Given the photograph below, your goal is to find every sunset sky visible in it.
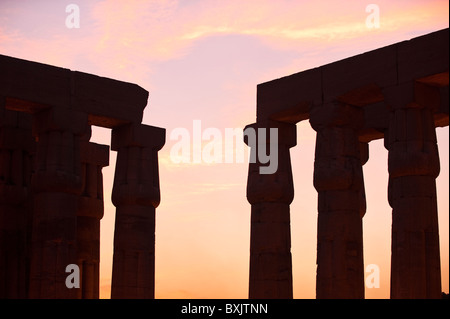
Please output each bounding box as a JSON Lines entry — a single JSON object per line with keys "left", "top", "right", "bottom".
{"left": 0, "top": 0, "right": 448, "bottom": 299}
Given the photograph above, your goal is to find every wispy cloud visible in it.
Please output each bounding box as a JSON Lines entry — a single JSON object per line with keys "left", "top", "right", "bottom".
{"left": 1, "top": 0, "right": 447, "bottom": 83}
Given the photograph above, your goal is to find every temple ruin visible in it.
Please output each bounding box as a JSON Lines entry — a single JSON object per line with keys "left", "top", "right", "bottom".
{"left": 0, "top": 28, "right": 448, "bottom": 299}
{"left": 0, "top": 54, "right": 165, "bottom": 298}
{"left": 245, "top": 28, "right": 449, "bottom": 299}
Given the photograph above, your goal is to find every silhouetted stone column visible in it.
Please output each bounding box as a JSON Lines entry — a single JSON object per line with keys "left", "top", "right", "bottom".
{"left": 244, "top": 120, "right": 296, "bottom": 299}
{"left": 111, "top": 123, "right": 165, "bottom": 299}
{"left": 0, "top": 100, "right": 34, "bottom": 298}
{"left": 29, "top": 108, "right": 87, "bottom": 298}
{"left": 76, "top": 129, "right": 109, "bottom": 299}
{"left": 310, "top": 102, "right": 366, "bottom": 299}
{"left": 385, "top": 102, "right": 441, "bottom": 299}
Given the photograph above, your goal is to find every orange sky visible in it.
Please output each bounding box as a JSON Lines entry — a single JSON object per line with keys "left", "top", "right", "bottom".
{"left": 0, "top": 0, "right": 448, "bottom": 299}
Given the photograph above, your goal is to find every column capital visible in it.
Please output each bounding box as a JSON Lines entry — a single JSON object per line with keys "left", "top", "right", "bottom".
{"left": 309, "top": 102, "right": 364, "bottom": 132}
{"left": 32, "top": 107, "right": 88, "bottom": 137}
{"left": 244, "top": 119, "right": 296, "bottom": 148}
{"left": 359, "top": 142, "right": 369, "bottom": 165}
{"left": 31, "top": 108, "right": 88, "bottom": 195}
{"left": 313, "top": 126, "right": 364, "bottom": 193}
{"left": 245, "top": 120, "right": 296, "bottom": 205}
{"left": 415, "top": 81, "right": 448, "bottom": 112}
{"left": 384, "top": 107, "right": 440, "bottom": 179}
{"left": 80, "top": 140, "right": 110, "bottom": 167}
{"left": 383, "top": 80, "right": 448, "bottom": 115}
{"left": 111, "top": 123, "right": 165, "bottom": 151}
{"left": 0, "top": 103, "right": 34, "bottom": 204}
{"left": 111, "top": 123, "right": 165, "bottom": 208}
{"left": 0, "top": 106, "right": 34, "bottom": 152}
{"left": 78, "top": 141, "right": 109, "bottom": 219}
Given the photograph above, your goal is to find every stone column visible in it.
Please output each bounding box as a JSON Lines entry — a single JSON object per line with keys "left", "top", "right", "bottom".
{"left": 310, "top": 102, "right": 366, "bottom": 299}
{"left": 385, "top": 102, "right": 441, "bottom": 299}
{"left": 0, "top": 100, "right": 34, "bottom": 298}
{"left": 244, "top": 120, "right": 296, "bottom": 299}
{"left": 110, "top": 123, "right": 165, "bottom": 299}
{"left": 76, "top": 129, "right": 109, "bottom": 299}
{"left": 28, "top": 107, "right": 87, "bottom": 298}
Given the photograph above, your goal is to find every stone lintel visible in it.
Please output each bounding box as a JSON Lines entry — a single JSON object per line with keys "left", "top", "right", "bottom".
{"left": 0, "top": 54, "right": 72, "bottom": 109}
{"left": 397, "top": 29, "right": 449, "bottom": 84}
{"left": 0, "top": 54, "right": 148, "bottom": 129}
{"left": 321, "top": 45, "right": 397, "bottom": 103}
{"left": 72, "top": 71, "right": 148, "bottom": 128}
{"left": 256, "top": 68, "right": 321, "bottom": 122}
{"left": 0, "top": 104, "right": 34, "bottom": 151}
{"left": 255, "top": 29, "right": 449, "bottom": 134}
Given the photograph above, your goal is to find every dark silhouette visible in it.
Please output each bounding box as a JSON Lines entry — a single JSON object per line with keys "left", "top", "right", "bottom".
{"left": 0, "top": 54, "right": 165, "bottom": 299}
{"left": 244, "top": 28, "right": 449, "bottom": 299}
